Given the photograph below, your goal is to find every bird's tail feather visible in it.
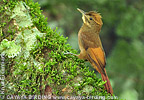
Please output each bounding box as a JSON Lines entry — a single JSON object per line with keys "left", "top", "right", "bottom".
{"left": 101, "top": 68, "right": 113, "bottom": 95}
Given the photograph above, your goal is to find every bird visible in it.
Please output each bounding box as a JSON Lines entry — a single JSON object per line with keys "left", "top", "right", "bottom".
{"left": 77, "top": 8, "right": 113, "bottom": 95}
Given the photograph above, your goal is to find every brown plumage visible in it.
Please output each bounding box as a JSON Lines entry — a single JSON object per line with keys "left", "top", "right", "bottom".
{"left": 77, "top": 8, "right": 113, "bottom": 95}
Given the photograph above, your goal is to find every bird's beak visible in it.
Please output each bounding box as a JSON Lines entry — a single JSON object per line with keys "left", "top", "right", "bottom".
{"left": 77, "top": 8, "right": 85, "bottom": 15}
{"left": 77, "top": 8, "right": 90, "bottom": 26}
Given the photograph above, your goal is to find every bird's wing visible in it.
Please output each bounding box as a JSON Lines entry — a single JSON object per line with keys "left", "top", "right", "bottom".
{"left": 80, "top": 33, "right": 106, "bottom": 75}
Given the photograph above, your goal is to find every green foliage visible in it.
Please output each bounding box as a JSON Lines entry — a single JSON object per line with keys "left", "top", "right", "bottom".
{"left": 0, "top": 0, "right": 112, "bottom": 98}
{"left": 116, "top": 7, "right": 144, "bottom": 39}
{"left": 108, "top": 39, "right": 144, "bottom": 75}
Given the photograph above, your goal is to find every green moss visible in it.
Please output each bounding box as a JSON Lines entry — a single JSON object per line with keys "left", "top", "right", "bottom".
{"left": 0, "top": 0, "right": 113, "bottom": 98}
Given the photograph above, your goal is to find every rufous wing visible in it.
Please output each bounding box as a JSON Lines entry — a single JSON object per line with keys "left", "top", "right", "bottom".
{"left": 86, "top": 47, "right": 106, "bottom": 75}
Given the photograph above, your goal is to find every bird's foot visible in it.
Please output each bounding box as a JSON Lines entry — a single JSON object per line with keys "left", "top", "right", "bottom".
{"left": 63, "top": 52, "right": 77, "bottom": 56}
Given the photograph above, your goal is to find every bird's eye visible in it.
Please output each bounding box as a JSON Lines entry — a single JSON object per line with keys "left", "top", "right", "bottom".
{"left": 89, "top": 17, "right": 93, "bottom": 20}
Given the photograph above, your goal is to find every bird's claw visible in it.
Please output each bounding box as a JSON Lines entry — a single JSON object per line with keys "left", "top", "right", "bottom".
{"left": 63, "top": 52, "right": 77, "bottom": 56}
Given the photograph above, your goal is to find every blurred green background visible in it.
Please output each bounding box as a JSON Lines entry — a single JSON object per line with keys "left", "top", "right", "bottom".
{"left": 34, "top": 0, "right": 144, "bottom": 99}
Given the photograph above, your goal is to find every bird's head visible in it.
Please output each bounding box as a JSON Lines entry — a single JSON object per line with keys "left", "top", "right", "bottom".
{"left": 77, "top": 8, "right": 103, "bottom": 29}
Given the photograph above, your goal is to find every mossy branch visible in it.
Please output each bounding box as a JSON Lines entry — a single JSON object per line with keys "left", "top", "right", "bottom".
{"left": 0, "top": 0, "right": 112, "bottom": 98}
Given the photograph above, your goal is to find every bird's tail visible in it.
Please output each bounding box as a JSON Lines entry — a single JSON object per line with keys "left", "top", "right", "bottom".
{"left": 101, "top": 68, "right": 113, "bottom": 95}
